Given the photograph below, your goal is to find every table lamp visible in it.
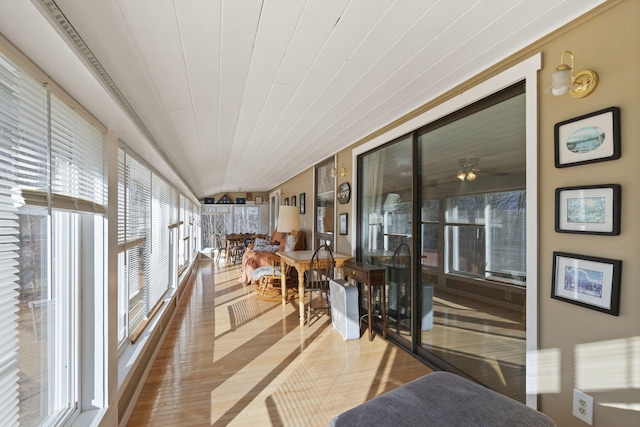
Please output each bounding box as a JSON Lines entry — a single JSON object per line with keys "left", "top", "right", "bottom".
{"left": 277, "top": 205, "right": 300, "bottom": 233}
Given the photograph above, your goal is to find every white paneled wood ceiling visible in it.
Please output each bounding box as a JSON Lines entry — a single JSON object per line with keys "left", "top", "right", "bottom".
{"left": 2, "top": 0, "right": 605, "bottom": 198}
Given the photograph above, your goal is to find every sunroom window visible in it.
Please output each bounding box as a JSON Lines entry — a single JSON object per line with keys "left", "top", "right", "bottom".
{"left": 0, "top": 51, "right": 106, "bottom": 424}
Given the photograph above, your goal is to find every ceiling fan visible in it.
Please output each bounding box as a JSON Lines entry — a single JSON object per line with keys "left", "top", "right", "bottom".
{"left": 455, "top": 157, "right": 506, "bottom": 182}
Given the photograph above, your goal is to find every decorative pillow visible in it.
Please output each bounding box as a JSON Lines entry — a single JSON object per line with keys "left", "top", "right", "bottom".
{"left": 253, "top": 243, "right": 280, "bottom": 252}
{"left": 252, "top": 238, "right": 272, "bottom": 252}
{"left": 253, "top": 237, "right": 270, "bottom": 248}
{"left": 285, "top": 234, "right": 297, "bottom": 251}
{"left": 253, "top": 237, "right": 279, "bottom": 252}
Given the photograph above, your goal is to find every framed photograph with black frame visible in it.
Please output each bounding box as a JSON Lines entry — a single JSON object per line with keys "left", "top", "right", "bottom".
{"left": 339, "top": 213, "right": 348, "bottom": 235}
{"left": 299, "top": 193, "right": 305, "bottom": 215}
{"left": 555, "top": 184, "right": 621, "bottom": 235}
{"left": 552, "top": 251, "right": 621, "bottom": 316}
{"left": 554, "top": 106, "right": 620, "bottom": 168}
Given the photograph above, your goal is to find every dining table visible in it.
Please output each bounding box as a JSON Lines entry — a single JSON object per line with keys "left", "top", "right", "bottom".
{"left": 277, "top": 250, "right": 354, "bottom": 327}
{"left": 225, "top": 233, "right": 255, "bottom": 264}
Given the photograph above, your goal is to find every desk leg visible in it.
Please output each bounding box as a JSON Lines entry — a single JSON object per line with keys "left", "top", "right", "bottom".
{"left": 367, "top": 284, "right": 374, "bottom": 341}
{"left": 280, "top": 259, "right": 287, "bottom": 306}
{"left": 298, "top": 266, "right": 305, "bottom": 327}
{"left": 382, "top": 285, "right": 387, "bottom": 339}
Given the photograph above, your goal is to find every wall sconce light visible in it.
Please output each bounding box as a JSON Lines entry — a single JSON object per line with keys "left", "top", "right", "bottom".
{"left": 550, "top": 50, "right": 598, "bottom": 98}
{"left": 329, "top": 162, "right": 346, "bottom": 178}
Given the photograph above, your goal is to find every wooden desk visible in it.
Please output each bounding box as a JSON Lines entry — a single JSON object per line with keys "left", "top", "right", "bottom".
{"left": 277, "top": 250, "right": 354, "bottom": 327}
{"left": 344, "top": 260, "right": 387, "bottom": 341}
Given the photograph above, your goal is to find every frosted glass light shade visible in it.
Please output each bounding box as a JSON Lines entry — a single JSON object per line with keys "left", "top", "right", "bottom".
{"left": 551, "top": 69, "right": 572, "bottom": 96}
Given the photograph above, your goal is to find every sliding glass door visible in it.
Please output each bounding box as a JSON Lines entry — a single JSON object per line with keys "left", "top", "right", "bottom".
{"left": 416, "top": 85, "right": 526, "bottom": 402}
{"left": 357, "top": 83, "right": 527, "bottom": 401}
{"left": 357, "top": 136, "right": 413, "bottom": 345}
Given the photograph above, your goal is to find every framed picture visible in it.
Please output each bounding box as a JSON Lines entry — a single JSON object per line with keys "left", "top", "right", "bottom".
{"left": 235, "top": 197, "right": 246, "bottom": 204}
{"left": 551, "top": 252, "right": 621, "bottom": 316}
{"left": 300, "top": 193, "right": 306, "bottom": 215}
{"left": 255, "top": 196, "right": 263, "bottom": 204}
{"left": 339, "top": 212, "right": 348, "bottom": 235}
{"left": 204, "top": 197, "right": 215, "bottom": 204}
{"left": 291, "top": 195, "right": 296, "bottom": 207}
{"left": 554, "top": 106, "right": 620, "bottom": 168}
{"left": 284, "top": 197, "right": 289, "bottom": 206}
{"left": 555, "top": 184, "right": 621, "bottom": 235}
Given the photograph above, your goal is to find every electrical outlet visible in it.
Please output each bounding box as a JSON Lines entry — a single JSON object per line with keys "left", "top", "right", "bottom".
{"left": 573, "top": 389, "right": 594, "bottom": 425}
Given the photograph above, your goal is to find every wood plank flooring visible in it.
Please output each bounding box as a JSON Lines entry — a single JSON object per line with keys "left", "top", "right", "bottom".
{"left": 127, "top": 259, "right": 432, "bottom": 426}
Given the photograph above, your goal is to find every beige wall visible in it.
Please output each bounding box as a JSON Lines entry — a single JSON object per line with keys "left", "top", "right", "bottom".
{"left": 537, "top": 1, "right": 639, "bottom": 425}
{"left": 271, "top": 152, "right": 355, "bottom": 254}
{"left": 269, "top": 1, "right": 639, "bottom": 424}
{"left": 270, "top": 168, "right": 314, "bottom": 249}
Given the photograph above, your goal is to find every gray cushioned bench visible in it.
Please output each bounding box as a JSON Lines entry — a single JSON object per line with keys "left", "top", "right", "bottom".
{"left": 330, "top": 371, "right": 556, "bottom": 427}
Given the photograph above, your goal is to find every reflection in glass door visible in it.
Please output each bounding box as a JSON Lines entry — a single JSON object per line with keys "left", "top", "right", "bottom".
{"left": 357, "top": 136, "right": 413, "bottom": 344}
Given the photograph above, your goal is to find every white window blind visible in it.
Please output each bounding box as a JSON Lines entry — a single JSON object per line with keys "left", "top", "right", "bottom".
{"left": 149, "top": 172, "right": 169, "bottom": 308}
{"left": 118, "top": 148, "right": 126, "bottom": 247}
{"left": 186, "top": 200, "right": 194, "bottom": 258}
{"left": 178, "top": 194, "right": 186, "bottom": 267}
{"left": 117, "top": 147, "right": 127, "bottom": 344}
{"left": 0, "top": 54, "right": 47, "bottom": 427}
{"left": 117, "top": 147, "right": 175, "bottom": 343}
{"left": 51, "top": 94, "right": 106, "bottom": 213}
{"left": 124, "top": 154, "right": 150, "bottom": 336}
{"left": 0, "top": 193, "right": 20, "bottom": 427}
{"left": 0, "top": 56, "right": 48, "bottom": 193}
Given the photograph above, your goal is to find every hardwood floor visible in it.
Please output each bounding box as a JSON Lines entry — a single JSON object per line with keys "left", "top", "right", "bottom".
{"left": 127, "top": 258, "right": 432, "bottom": 426}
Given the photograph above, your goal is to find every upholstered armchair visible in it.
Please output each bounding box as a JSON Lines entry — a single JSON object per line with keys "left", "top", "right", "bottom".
{"left": 240, "top": 229, "right": 305, "bottom": 285}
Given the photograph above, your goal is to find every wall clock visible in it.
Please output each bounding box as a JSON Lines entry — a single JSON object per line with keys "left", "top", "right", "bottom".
{"left": 337, "top": 182, "right": 351, "bottom": 204}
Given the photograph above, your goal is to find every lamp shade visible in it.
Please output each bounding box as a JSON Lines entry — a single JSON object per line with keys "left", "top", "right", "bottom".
{"left": 277, "top": 205, "right": 300, "bottom": 233}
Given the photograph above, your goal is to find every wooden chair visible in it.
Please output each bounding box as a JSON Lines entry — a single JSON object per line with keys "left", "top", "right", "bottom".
{"left": 214, "top": 234, "right": 227, "bottom": 263}
{"left": 304, "top": 244, "right": 335, "bottom": 326}
{"left": 254, "top": 252, "right": 298, "bottom": 302}
{"left": 226, "top": 234, "right": 245, "bottom": 264}
{"left": 388, "top": 242, "right": 411, "bottom": 332}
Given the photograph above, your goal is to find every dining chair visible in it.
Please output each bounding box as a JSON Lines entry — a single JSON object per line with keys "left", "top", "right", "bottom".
{"left": 214, "top": 234, "right": 227, "bottom": 264}
{"left": 304, "top": 243, "right": 335, "bottom": 326}
{"left": 226, "top": 234, "right": 245, "bottom": 264}
{"left": 388, "top": 242, "right": 411, "bottom": 333}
